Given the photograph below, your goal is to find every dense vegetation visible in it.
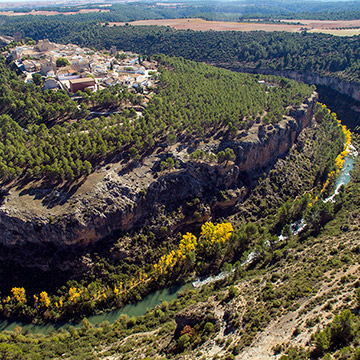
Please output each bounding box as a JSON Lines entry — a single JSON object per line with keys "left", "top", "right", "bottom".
{"left": 4, "top": 0, "right": 360, "bottom": 22}
{"left": 0, "top": 57, "right": 141, "bottom": 182}
{"left": 0, "top": 4, "right": 359, "bottom": 356}
{"left": 0, "top": 101, "right": 345, "bottom": 324}
{"left": 275, "top": 149, "right": 360, "bottom": 360}
{"left": 94, "top": 29, "right": 360, "bottom": 83}
{"left": 0, "top": 221, "right": 235, "bottom": 323}
{"left": 0, "top": 48, "right": 320, "bottom": 325}
{"left": 0, "top": 105, "right": 355, "bottom": 359}
{"left": 3, "top": 21, "right": 360, "bottom": 84}
{"left": 0, "top": 54, "right": 312, "bottom": 183}
{"left": 233, "top": 103, "right": 347, "bottom": 228}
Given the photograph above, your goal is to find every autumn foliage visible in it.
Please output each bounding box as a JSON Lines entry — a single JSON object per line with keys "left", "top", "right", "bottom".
{"left": 153, "top": 222, "right": 233, "bottom": 277}
{"left": 1, "top": 221, "right": 233, "bottom": 321}
{"left": 314, "top": 104, "right": 352, "bottom": 200}
{"left": 11, "top": 287, "right": 26, "bottom": 303}
{"left": 39, "top": 291, "right": 51, "bottom": 308}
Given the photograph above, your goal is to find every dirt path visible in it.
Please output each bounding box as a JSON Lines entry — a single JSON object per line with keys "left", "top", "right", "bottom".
{"left": 237, "top": 264, "right": 360, "bottom": 359}
{"left": 206, "top": 308, "right": 226, "bottom": 358}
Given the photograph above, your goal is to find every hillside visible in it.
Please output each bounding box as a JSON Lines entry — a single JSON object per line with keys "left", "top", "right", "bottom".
{"left": 0, "top": 42, "right": 331, "bottom": 324}
{"left": 0, "top": 106, "right": 355, "bottom": 360}
{"left": 0, "top": 53, "right": 314, "bottom": 249}
{"left": 0, "top": 32, "right": 357, "bottom": 360}
{"left": 3, "top": 25, "right": 360, "bottom": 84}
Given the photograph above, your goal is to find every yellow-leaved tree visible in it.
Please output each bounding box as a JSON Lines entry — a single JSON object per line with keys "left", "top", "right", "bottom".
{"left": 39, "top": 291, "right": 51, "bottom": 307}
{"left": 200, "top": 222, "right": 234, "bottom": 244}
{"left": 11, "top": 287, "right": 26, "bottom": 303}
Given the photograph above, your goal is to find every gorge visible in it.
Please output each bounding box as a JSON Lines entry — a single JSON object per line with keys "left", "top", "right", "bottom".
{"left": 0, "top": 92, "right": 317, "bottom": 268}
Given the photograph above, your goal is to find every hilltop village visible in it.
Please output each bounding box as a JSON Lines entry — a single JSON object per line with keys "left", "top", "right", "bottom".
{"left": 5, "top": 39, "right": 157, "bottom": 94}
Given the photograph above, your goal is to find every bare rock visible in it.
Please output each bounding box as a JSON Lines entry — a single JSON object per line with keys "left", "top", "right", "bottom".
{"left": 175, "top": 301, "right": 219, "bottom": 331}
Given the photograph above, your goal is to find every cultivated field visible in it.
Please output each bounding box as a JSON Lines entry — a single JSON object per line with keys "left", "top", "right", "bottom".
{"left": 309, "top": 28, "right": 360, "bottom": 36}
{"left": 109, "top": 18, "right": 300, "bottom": 32}
{"left": 109, "top": 18, "right": 360, "bottom": 36}
{"left": 282, "top": 18, "right": 360, "bottom": 29}
{"left": 284, "top": 19, "right": 360, "bottom": 36}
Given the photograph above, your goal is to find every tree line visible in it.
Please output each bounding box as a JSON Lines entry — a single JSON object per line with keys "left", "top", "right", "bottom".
{"left": 0, "top": 54, "right": 313, "bottom": 183}
{"left": 2, "top": 0, "right": 360, "bottom": 24}
{"left": 2, "top": 20, "right": 360, "bottom": 83}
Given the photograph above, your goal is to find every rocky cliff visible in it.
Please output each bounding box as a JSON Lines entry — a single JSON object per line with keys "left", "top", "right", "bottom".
{"left": 228, "top": 65, "right": 360, "bottom": 103}
{"left": 0, "top": 92, "right": 317, "bottom": 267}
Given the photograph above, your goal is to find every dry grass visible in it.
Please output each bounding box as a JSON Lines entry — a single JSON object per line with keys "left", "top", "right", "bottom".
{"left": 107, "top": 18, "right": 360, "bottom": 36}
{"left": 308, "top": 28, "right": 360, "bottom": 36}
{"left": 107, "top": 18, "right": 300, "bottom": 32}
{"left": 282, "top": 19, "right": 360, "bottom": 29}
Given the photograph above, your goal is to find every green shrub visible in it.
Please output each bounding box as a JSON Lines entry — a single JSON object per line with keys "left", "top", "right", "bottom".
{"left": 177, "top": 334, "right": 191, "bottom": 352}
{"left": 203, "top": 322, "right": 214, "bottom": 334}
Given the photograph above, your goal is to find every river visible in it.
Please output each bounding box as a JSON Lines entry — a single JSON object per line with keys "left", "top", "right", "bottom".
{"left": 0, "top": 145, "right": 356, "bottom": 335}
{"left": 324, "top": 144, "right": 358, "bottom": 203}
{"left": 0, "top": 283, "right": 192, "bottom": 335}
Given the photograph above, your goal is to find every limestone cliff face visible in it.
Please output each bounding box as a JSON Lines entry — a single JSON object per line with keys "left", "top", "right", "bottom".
{"left": 0, "top": 93, "right": 317, "bottom": 258}
{"left": 230, "top": 66, "right": 360, "bottom": 102}
{"left": 221, "top": 95, "right": 315, "bottom": 173}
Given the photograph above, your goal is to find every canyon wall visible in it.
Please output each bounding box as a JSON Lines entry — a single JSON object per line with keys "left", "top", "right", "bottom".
{"left": 0, "top": 93, "right": 317, "bottom": 263}
{"left": 229, "top": 66, "right": 360, "bottom": 103}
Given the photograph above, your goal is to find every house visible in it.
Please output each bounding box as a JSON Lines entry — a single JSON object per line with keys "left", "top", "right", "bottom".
{"left": 104, "top": 76, "right": 121, "bottom": 86}
{"left": 133, "top": 66, "right": 146, "bottom": 75}
{"left": 70, "top": 55, "right": 90, "bottom": 71}
{"left": 121, "top": 75, "right": 132, "bottom": 86}
{"left": 40, "top": 57, "right": 56, "bottom": 76}
{"left": 69, "top": 77, "right": 96, "bottom": 93}
{"left": 22, "top": 60, "right": 37, "bottom": 72}
{"left": 36, "top": 39, "right": 55, "bottom": 52}
{"left": 141, "top": 61, "right": 157, "bottom": 70}
{"left": 57, "top": 66, "right": 77, "bottom": 78}
{"left": 90, "top": 62, "right": 108, "bottom": 77}
{"left": 9, "top": 47, "right": 23, "bottom": 61}
{"left": 14, "top": 60, "right": 26, "bottom": 72}
{"left": 43, "top": 78, "right": 58, "bottom": 90}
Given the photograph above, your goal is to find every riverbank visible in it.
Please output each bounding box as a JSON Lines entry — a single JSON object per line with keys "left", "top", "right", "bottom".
{"left": 0, "top": 283, "right": 193, "bottom": 335}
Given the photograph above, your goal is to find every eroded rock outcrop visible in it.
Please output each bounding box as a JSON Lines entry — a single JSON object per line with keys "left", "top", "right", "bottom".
{"left": 229, "top": 65, "right": 360, "bottom": 102}
{"left": 0, "top": 92, "right": 317, "bottom": 266}
{"left": 175, "top": 301, "right": 219, "bottom": 331}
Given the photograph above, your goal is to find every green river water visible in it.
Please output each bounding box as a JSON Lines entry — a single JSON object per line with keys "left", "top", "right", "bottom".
{"left": 0, "top": 283, "right": 193, "bottom": 335}
{"left": 0, "top": 146, "right": 356, "bottom": 335}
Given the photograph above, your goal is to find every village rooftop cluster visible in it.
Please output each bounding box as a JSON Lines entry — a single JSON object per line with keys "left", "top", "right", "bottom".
{"left": 6, "top": 39, "right": 157, "bottom": 93}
